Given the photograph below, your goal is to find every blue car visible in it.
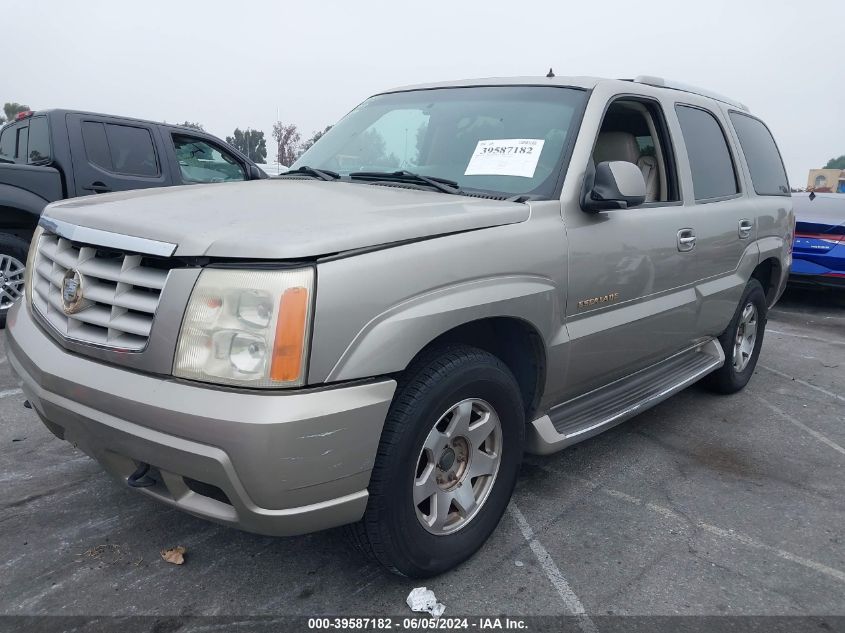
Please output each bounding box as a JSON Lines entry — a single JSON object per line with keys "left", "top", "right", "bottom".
{"left": 790, "top": 192, "right": 845, "bottom": 288}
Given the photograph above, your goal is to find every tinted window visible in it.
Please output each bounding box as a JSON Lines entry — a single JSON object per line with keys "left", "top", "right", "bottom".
{"left": 27, "top": 117, "right": 51, "bottom": 164}
{"left": 675, "top": 105, "right": 738, "bottom": 201}
{"left": 105, "top": 124, "right": 159, "bottom": 177}
{"left": 16, "top": 126, "right": 28, "bottom": 161}
{"left": 0, "top": 126, "right": 14, "bottom": 160}
{"left": 729, "top": 112, "right": 789, "bottom": 196}
{"left": 81, "top": 121, "right": 113, "bottom": 170}
{"left": 172, "top": 135, "right": 246, "bottom": 183}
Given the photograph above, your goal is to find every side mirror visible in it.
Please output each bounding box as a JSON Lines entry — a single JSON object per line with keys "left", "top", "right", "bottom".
{"left": 582, "top": 160, "right": 646, "bottom": 212}
{"left": 248, "top": 164, "right": 267, "bottom": 180}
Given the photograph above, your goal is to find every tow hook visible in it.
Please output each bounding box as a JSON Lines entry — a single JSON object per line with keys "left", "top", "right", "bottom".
{"left": 23, "top": 400, "right": 32, "bottom": 409}
{"left": 127, "top": 462, "right": 156, "bottom": 488}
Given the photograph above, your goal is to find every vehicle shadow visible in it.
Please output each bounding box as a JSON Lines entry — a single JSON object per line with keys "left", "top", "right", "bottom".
{"left": 777, "top": 285, "right": 845, "bottom": 312}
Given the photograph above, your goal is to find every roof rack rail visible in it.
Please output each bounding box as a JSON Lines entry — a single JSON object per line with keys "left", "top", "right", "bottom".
{"left": 632, "top": 75, "right": 750, "bottom": 112}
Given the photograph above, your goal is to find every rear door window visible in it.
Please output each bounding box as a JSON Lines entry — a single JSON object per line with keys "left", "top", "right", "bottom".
{"left": 104, "top": 124, "right": 159, "bottom": 177}
{"left": 675, "top": 105, "right": 738, "bottom": 201}
{"left": 729, "top": 112, "right": 789, "bottom": 196}
{"left": 78, "top": 121, "right": 160, "bottom": 177}
{"left": 26, "top": 116, "right": 51, "bottom": 164}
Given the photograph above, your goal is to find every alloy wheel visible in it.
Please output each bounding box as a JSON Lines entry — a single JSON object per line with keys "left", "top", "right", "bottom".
{"left": 0, "top": 255, "right": 25, "bottom": 311}
{"left": 733, "top": 301, "right": 758, "bottom": 372}
{"left": 413, "top": 398, "right": 503, "bottom": 535}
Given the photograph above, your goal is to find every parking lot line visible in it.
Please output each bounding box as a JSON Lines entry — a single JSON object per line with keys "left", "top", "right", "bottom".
{"left": 550, "top": 471, "right": 845, "bottom": 585}
{"left": 508, "top": 503, "right": 598, "bottom": 633}
{"left": 0, "top": 388, "right": 22, "bottom": 399}
{"left": 767, "top": 328, "right": 845, "bottom": 347}
{"left": 758, "top": 364, "right": 845, "bottom": 404}
{"left": 751, "top": 394, "right": 845, "bottom": 457}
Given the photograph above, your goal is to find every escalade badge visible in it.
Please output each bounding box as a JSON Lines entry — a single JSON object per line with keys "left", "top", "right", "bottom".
{"left": 61, "top": 269, "right": 85, "bottom": 315}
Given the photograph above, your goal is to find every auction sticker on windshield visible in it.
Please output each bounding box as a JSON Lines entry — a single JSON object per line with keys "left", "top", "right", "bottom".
{"left": 464, "top": 139, "right": 545, "bottom": 178}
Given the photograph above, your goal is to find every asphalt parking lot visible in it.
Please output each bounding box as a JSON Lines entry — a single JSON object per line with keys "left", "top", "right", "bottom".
{"left": 0, "top": 287, "right": 843, "bottom": 623}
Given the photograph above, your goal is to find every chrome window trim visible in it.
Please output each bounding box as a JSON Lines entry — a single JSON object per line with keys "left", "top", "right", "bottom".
{"left": 38, "top": 217, "right": 177, "bottom": 257}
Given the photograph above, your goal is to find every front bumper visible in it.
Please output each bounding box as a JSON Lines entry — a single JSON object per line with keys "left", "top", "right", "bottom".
{"left": 5, "top": 301, "right": 396, "bottom": 536}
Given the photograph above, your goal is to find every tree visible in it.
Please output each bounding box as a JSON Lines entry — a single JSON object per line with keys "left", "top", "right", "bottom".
{"left": 226, "top": 128, "right": 267, "bottom": 163}
{"left": 298, "top": 125, "right": 333, "bottom": 158}
{"left": 824, "top": 155, "right": 845, "bottom": 170}
{"left": 3, "top": 102, "right": 30, "bottom": 123}
{"left": 354, "top": 128, "right": 399, "bottom": 168}
{"left": 180, "top": 121, "right": 205, "bottom": 131}
{"left": 272, "top": 122, "right": 301, "bottom": 167}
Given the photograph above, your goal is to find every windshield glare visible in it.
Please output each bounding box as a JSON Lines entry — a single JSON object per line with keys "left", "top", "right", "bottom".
{"left": 293, "top": 86, "right": 586, "bottom": 197}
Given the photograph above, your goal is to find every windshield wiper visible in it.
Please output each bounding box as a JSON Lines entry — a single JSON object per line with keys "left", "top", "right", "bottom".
{"left": 0, "top": 156, "right": 14, "bottom": 164}
{"left": 278, "top": 166, "right": 340, "bottom": 181}
{"left": 349, "top": 170, "right": 462, "bottom": 195}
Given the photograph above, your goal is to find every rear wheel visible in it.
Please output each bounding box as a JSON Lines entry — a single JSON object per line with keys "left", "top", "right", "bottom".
{"left": 705, "top": 278, "right": 767, "bottom": 394}
{"left": 348, "top": 345, "right": 525, "bottom": 577}
{"left": 0, "top": 234, "right": 29, "bottom": 328}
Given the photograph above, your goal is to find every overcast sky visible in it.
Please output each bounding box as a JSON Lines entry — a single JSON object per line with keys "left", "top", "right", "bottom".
{"left": 2, "top": 0, "right": 841, "bottom": 186}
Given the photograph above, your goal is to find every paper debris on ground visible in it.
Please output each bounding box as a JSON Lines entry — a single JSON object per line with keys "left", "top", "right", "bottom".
{"left": 160, "top": 546, "right": 186, "bottom": 565}
{"left": 406, "top": 587, "right": 445, "bottom": 617}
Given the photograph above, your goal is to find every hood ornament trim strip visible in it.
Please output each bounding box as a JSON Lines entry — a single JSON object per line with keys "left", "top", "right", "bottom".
{"left": 39, "top": 217, "right": 177, "bottom": 258}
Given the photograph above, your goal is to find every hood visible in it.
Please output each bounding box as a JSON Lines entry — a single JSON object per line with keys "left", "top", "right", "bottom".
{"left": 43, "top": 180, "right": 529, "bottom": 258}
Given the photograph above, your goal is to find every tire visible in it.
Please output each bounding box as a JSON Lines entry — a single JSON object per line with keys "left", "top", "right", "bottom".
{"left": 348, "top": 345, "right": 525, "bottom": 577}
{"left": 705, "top": 278, "right": 767, "bottom": 394}
{"left": 0, "top": 233, "right": 30, "bottom": 329}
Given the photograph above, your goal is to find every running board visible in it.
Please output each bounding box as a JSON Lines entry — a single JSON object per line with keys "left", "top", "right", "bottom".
{"left": 526, "top": 339, "right": 724, "bottom": 455}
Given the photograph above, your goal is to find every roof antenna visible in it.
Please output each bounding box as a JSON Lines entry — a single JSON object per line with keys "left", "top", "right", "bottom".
{"left": 546, "top": 68, "right": 555, "bottom": 78}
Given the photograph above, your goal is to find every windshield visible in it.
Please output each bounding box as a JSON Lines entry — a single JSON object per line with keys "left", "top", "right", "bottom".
{"left": 293, "top": 86, "right": 587, "bottom": 198}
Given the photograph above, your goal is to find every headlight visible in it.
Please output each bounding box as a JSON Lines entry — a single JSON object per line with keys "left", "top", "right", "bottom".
{"left": 174, "top": 267, "right": 314, "bottom": 388}
{"left": 24, "top": 225, "right": 44, "bottom": 308}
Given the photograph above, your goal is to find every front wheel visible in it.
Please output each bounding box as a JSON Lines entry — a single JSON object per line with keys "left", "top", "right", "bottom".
{"left": 348, "top": 345, "right": 525, "bottom": 577}
{"left": 705, "top": 278, "right": 767, "bottom": 394}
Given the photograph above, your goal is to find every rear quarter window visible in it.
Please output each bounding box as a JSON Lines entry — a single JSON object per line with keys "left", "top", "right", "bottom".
{"left": 729, "top": 112, "right": 789, "bottom": 196}
{"left": 675, "top": 105, "right": 738, "bottom": 201}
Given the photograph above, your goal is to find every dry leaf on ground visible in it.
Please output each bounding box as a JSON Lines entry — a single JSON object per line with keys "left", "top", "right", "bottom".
{"left": 160, "top": 546, "right": 186, "bottom": 565}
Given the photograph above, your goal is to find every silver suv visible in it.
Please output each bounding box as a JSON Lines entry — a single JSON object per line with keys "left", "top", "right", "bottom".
{"left": 6, "top": 75, "right": 793, "bottom": 577}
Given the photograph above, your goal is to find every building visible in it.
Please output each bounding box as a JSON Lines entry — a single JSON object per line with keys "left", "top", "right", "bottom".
{"left": 808, "top": 168, "right": 845, "bottom": 193}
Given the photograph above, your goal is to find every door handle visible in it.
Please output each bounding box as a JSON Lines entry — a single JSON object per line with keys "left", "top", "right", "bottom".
{"left": 677, "top": 229, "right": 696, "bottom": 252}
{"left": 738, "top": 219, "right": 753, "bottom": 239}
{"left": 83, "top": 181, "right": 111, "bottom": 193}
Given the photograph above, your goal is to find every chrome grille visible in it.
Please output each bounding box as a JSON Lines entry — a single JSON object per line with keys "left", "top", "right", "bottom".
{"left": 32, "top": 233, "right": 169, "bottom": 350}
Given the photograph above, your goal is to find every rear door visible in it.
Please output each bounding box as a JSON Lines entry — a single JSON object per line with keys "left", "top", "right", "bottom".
{"left": 66, "top": 114, "right": 171, "bottom": 196}
{"left": 671, "top": 102, "right": 759, "bottom": 336}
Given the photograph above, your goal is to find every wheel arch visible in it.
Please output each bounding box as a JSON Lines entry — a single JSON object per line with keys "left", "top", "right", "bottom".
{"left": 751, "top": 256, "right": 782, "bottom": 307}
{"left": 402, "top": 317, "right": 547, "bottom": 421}
{"left": 319, "top": 274, "right": 558, "bottom": 422}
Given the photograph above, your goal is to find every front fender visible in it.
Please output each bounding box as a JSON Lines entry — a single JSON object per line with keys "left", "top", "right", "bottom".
{"left": 324, "top": 275, "right": 558, "bottom": 382}
{"left": 308, "top": 214, "right": 569, "bottom": 386}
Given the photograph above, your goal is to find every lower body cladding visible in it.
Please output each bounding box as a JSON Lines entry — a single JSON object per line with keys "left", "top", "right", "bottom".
{"left": 5, "top": 301, "right": 396, "bottom": 536}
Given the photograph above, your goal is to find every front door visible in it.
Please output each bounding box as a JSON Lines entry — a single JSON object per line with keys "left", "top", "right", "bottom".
{"left": 560, "top": 95, "right": 699, "bottom": 400}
